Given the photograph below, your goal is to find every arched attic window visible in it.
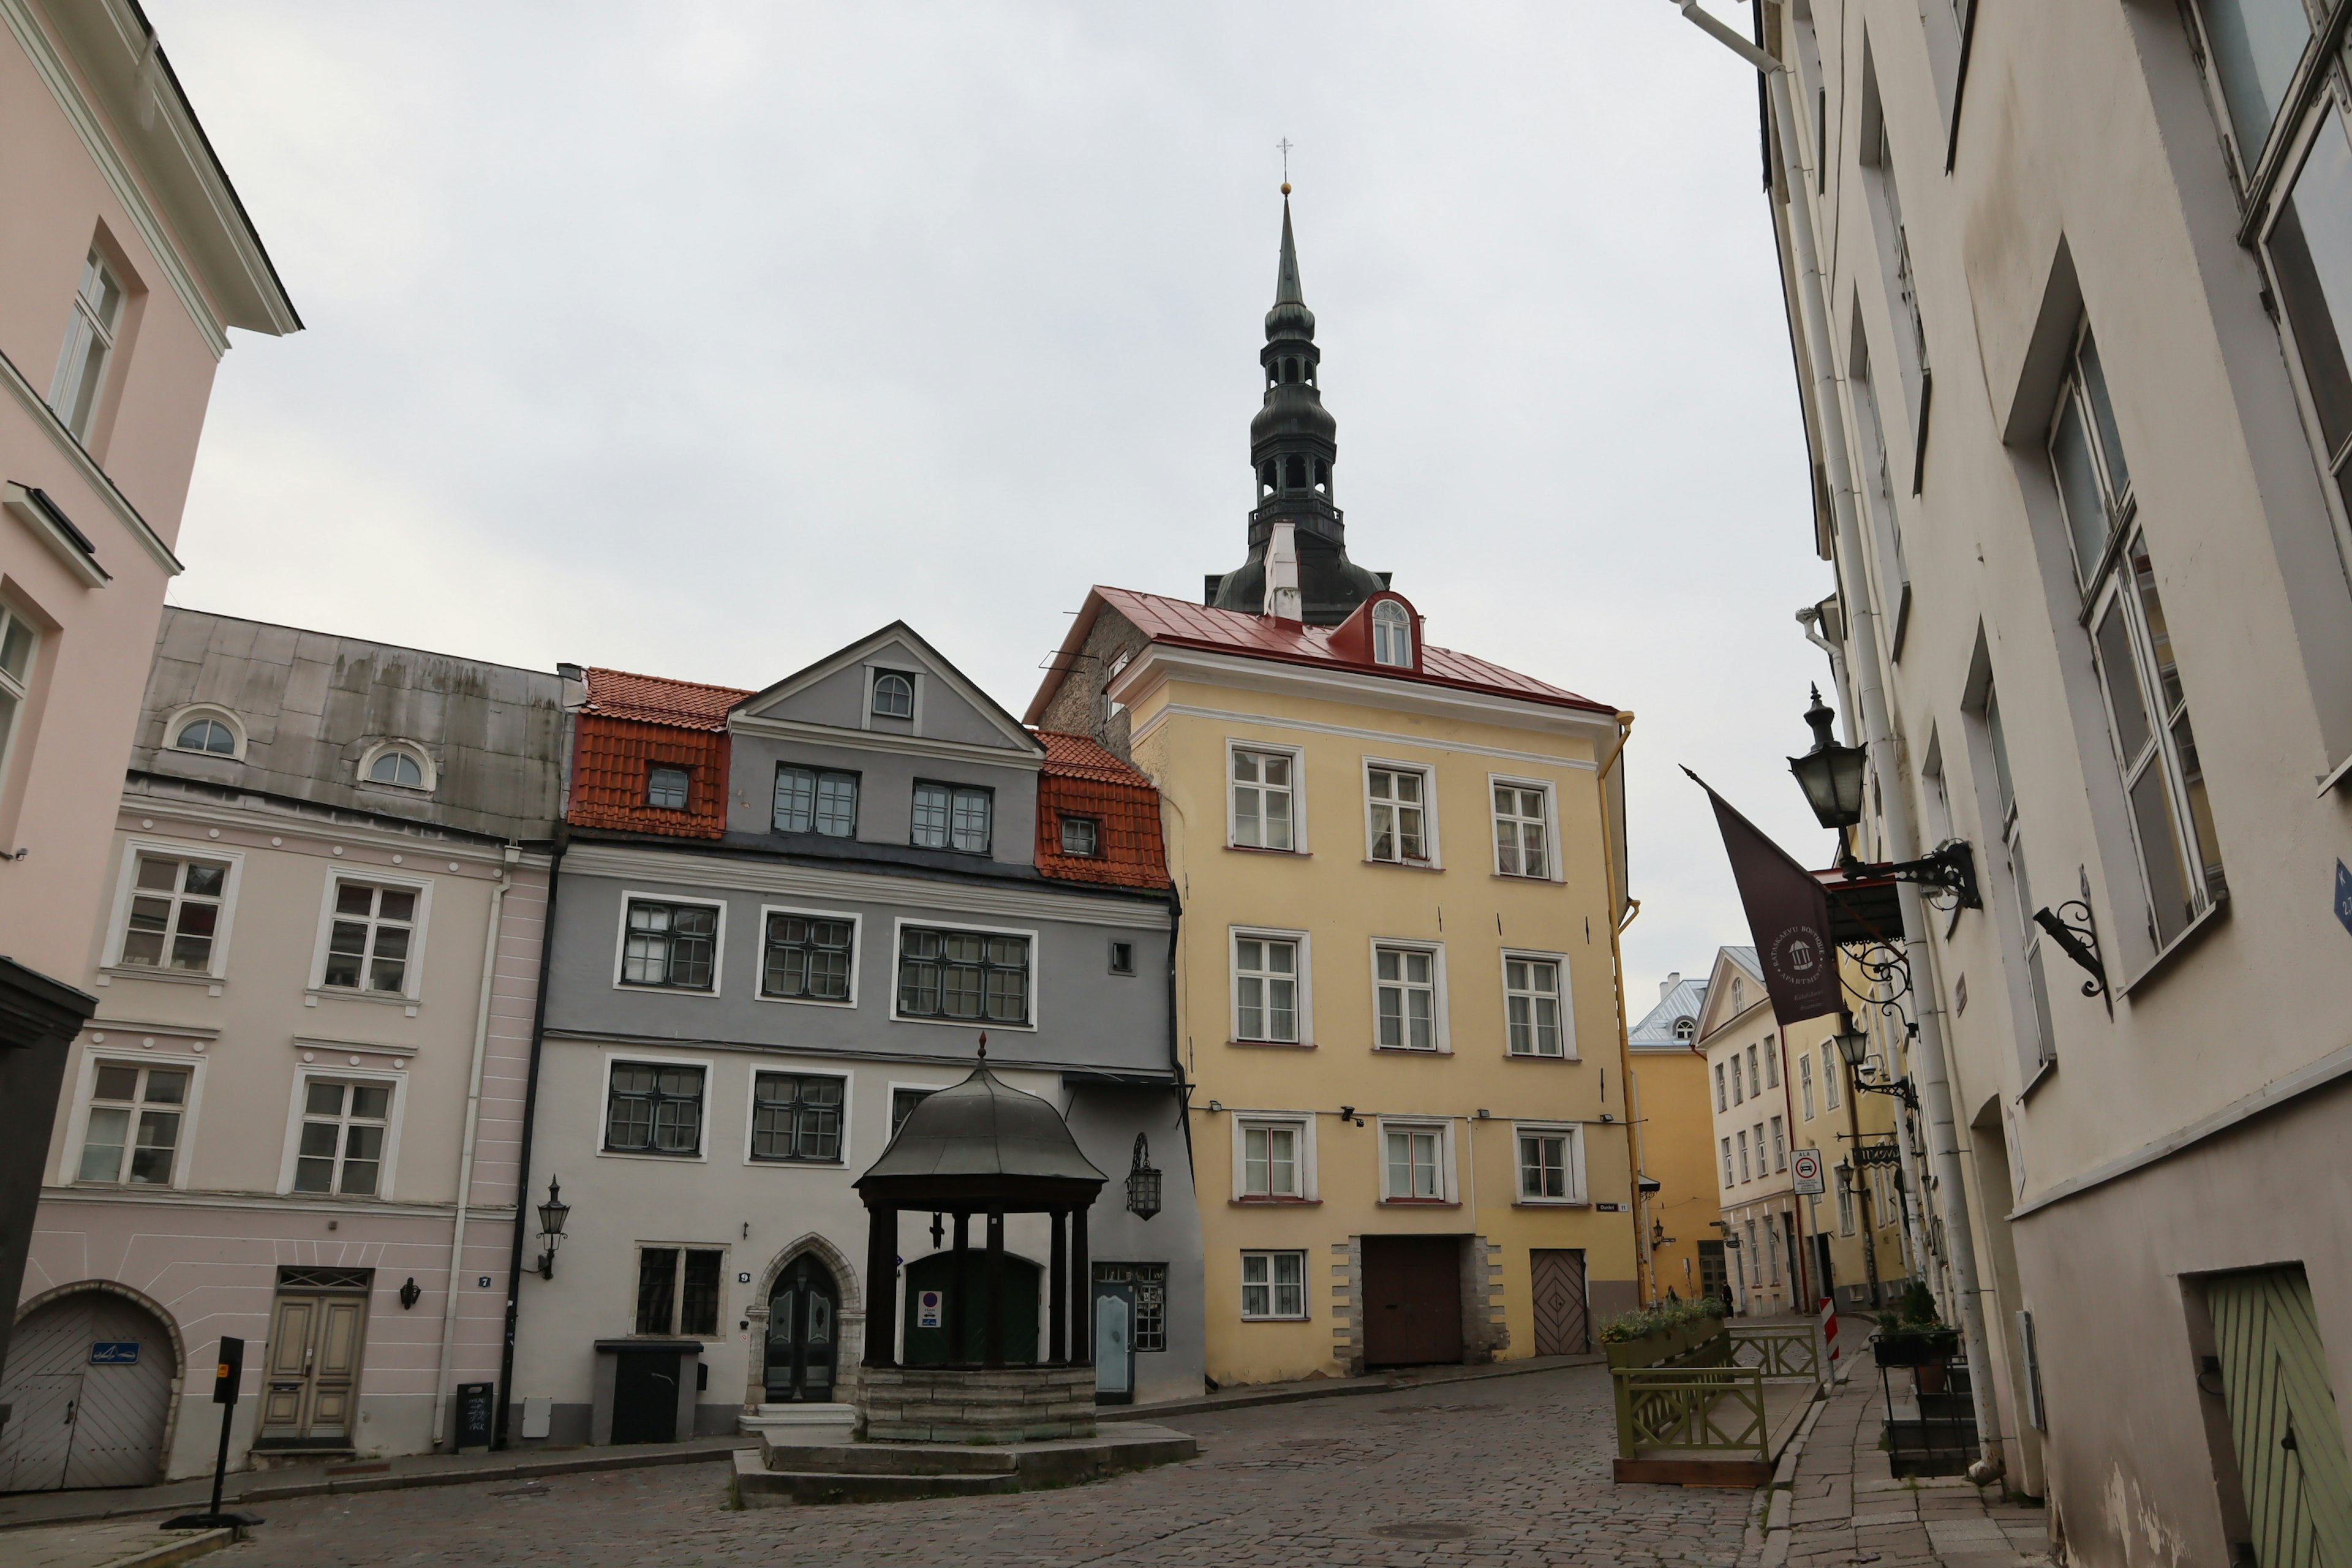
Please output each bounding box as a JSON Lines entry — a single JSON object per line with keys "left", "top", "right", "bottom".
{"left": 1371, "top": 600, "right": 1412, "bottom": 667}
{"left": 1673, "top": 1017, "right": 1697, "bottom": 1043}
{"left": 872, "top": 671, "right": 914, "bottom": 719}
{"left": 169, "top": 707, "right": 243, "bottom": 757}
{"left": 361, "top": 741, "right": 433, "bottom": 792}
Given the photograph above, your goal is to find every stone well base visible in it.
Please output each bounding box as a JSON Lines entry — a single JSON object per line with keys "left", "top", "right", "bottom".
{"left": 857, "top": 1364, "right": 1096, "bottom": 1444}
{"left": 734, "top": 1423, "right": 1196, "bottom": 1507}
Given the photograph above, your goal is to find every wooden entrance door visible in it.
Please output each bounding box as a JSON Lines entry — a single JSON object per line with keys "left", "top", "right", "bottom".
{"left": 2208, "top": 1267, "right": 2352, "bottom": 1567}
{"left": 0, "top": 1373, "right": 79, "bottom": 1491}
{"left": 1360, "top": 1236, "right": 1463, "bottom": 1368}
{"left": 1530, "top": 1250, "right": 1590, "bottom": 1356}
{"left": 763, "top": 1256, "right": 840, "bottom": 1403}
{"left": 259, "top": 1289, "right": 369, "bottom": 1446}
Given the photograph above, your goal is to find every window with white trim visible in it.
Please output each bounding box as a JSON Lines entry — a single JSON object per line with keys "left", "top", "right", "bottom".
{"left": 1491, "top": 783, "right": 1550, "bottom": 878}
{"left": 1383, "top": 1124, "right": 1446, "bottom": 1200}
{"left": 911, "top": 782, "right": 991, "bottom": 853}
{"left": 1721, "top": 1136, "right": 1734, "bottom": 1188}
{"left": 0, "top": 604, "right": 34, "bottom": 797}
{"left": 48, "top": 249, "right": 123, "bottom": 439}
{"left": 1821, "top": 1044, "right": 1841, "bottom": 1109}
{"left": 1094, "top": 1263, "right": 1166, "bottom": 1350}
{"left": 1240, "top": 1121, "right": 1302, "bottom": 1198}
{"left": 364, "top": 743, "right": 431, "bottom": 790}
{"left": 1240, "top": 1250, "right": 1306, "bottom": 1319}
{"left": 1800, "top": 1055, "right": 1815, "bottom": 1120}
{"left": 1737, "top": 1129, "right": 1751, "bottom": 1183}
{"left": 872, "top": 671, "right": 914, "bottom": 719}
{"left": 1746, "top": 1046, "right": 1760, "bottom": 1098}
{"left": 1366, "top": 766, "right": 1428, "bottom": 863}
{"left": 1770, "top": 1117, "right": 1787, "bottom": 1172}
{"left": 1502, "top": 954, "right": 1564, "bottom": 1057}
{"left": 897, "top": 926, "right": 1029, "bottom": 1023}
{"left": 761, "top": 912, "right": 853, "bottom": 1002}
{"left": 1985, "top": 687, "right": 2056, "bottom": 1062}
{"left": 1728, "top": 1052, "right": 1743, "bottom": 1106}
{"left": 775, "top": 765, "right": 858, "bottom": 837}
{"left": 323, "top": 881, "right": 417, "bottom": 995}
{"left": 77, "top": 1063, "right": 187, "bottom": 1185}
{"left": 1371, "top": 600, "right": 1412, "bottom": 666}
{"left": 1060, "top": 816, "right": 1099, "bottom": 856}
{"left": 1517, "top": 1126, "right": 1579, "bottom": 1202}
{"left": 1229, "top": 747, "right": 1295, "bottom": 850}
{"left": 1373, "top": 944, "right": 1438, "bottom": 1050}
{"left": 119, "top": 854, "right": 228, "bottom": 972}
{"left": 172, "top": 712, "right": 239, "bottom": 756}
{"left": 605, "top": 1061, "right": 706, "bottom": 1155}
{"left": 622, "top": 899, "right": 718, "bottom": 990}
{"left": 1233, "top": 933, "right": 1300, "bottom": 1042}
{"left": 293, "top": 1079, "right": 392, "bottom": 1196}
{"left": 1714, "top": 1063, "right": 1728, "bottom": 1112}
{"left": 646, "top": 767, "right": 689, "bottom": 810}
{"left": 749, "top": 1071, "right": 843, "bottom": 1163}
{"left": 889, "top": 1085, "right": 938, "bottom": 1137}
{"left": 1838, "top": 1174, "right": 1857, "bottom": 1236}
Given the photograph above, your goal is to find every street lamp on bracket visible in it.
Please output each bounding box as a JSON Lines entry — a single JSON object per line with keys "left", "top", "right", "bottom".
{"left": 1834, "top": 1015, "right": 1918, "bottom": 1111}
{"left": 1789, "top": 687, "right": 1981, "bottom": 911}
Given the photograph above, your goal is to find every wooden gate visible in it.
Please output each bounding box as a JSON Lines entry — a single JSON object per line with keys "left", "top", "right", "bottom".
{"left": 0, "top": 1289, "right": 176, "bottom": 1490}
{"left": 2208, "top": 1267, "right": 2352, "bottom": 1568}
{"left": 1531, "top": 1249, "right": 1590, "bottom": 1356}
{"left": 1361, "top": 1236, "right": 1463, "bottom": 1368}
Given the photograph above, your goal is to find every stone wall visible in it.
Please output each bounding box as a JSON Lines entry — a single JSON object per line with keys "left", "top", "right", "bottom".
{"left": 1461, "top": 1235, "right": 1509, "bottom": 1362}
{"left": 857, "top": 1365, "right": 1097, "bottom": 1444}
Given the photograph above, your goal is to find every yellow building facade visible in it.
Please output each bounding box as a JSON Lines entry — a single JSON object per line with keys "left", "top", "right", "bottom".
{"left": 1032, "top": 586, "right": 1637, "bottom": 1385}
{"left": 1624, "top": 971, "right": 1724, "bottom": 1306}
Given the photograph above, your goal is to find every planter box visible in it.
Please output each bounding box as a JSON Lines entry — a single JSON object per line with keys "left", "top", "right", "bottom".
{"left": 1871, "top": 1330, "right": 1960, "bottom": 1366}
{"left": 1605, "top": 1317, "right": 1727, "bottom": 1370}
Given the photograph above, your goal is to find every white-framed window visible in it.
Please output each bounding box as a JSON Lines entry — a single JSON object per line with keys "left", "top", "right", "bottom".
{"left": 1800, "top": 1055, "right": 1815, "bottom": 1120}
{"left": 775, "top": 764, "right": 858, "bottom": 837}
{"left": 889, "top": 1083, "right": 946, "bottom": 1138}
{"left": 1381, "top": 1120, "right": 1452, "bottom": 1202}
{"left": 1765, "top": 1215, "right": 1782, "bottom": 1285}
{"left": 1765, "top": 1042, "right": 1779, "bottom": 1088}
{"left": 1738, "top": 1129, "right": 1751, "bottom": 1183}
{"left": 1489, "top": 779, "right": 1553, "bottom": 879}
{"left": 2186, "top": 0, "right": 2316, "bottom": 184}
{"left": 894, "top": 920, "right": 1035, "bottom": 1026}
{"left": 1984, "top": 687, "right": 2056, "bottom": 1061}
{"left": 1727, "top": 1050, "right": 1743, "bottom": 1106}
{"left": 1371, "top": 941, "right": 1444, "bottom": 1052}
{"left": 2264, "top": 101, "right": 2352, "bottom": 528}
{"left": 74, "top": 1060, "right": 192, "bottom": 1186}
{"left": 358, "top": 741, "right": 434, "bottom": 793}
{"left": 105, "top": 845, "right": 240, "bottom": 978}
{"left": 1515, "top": 1123, "right": 1585, "bottom": 1204}
{"left": 286, "top": 1077, "right": 396, "bottom": 1197}
{"left": 0, "top": 601, "right": 36, "bottom": 801}
{"left": 1228, "top": 743, "right": 1301, "bottom": 851}
{"left": 164, "top": 704, "right": 244, "bottom": 760}
{"left": 871, "top": 669, "right": 915, "bottom": 720}
{"left": 1838, "top": 1174, "right": 1857, "bottom": 1237}
{"left": 758, "top": 907, "right": 859, "bottom": 1006}
{"left": 646, "top": 766, "right": 690, "bottom": 810}
{"left": 1059, "top": 816, "right": 1099, "bottom": 856}
{"left": 1721, "top": 1136, "right": 1734, "bottom": 1188}
{"left": 312, "top": 876, "right": 430, "bottom": 999}
{"left": 602, "top": 1056, "right": 709, "bottom": 1158}
{"left": 1501, "top": 949, "right": 1570, "bottom": 1058}
{"left": 1771, "top": 1117, "right": 1787, "bottom": 1172}
{"left": 1364, "top": 761, "right": 1435, "bottom": 865}
{"left": 636, "top": 1245, "right": 726, "bottom": 1337}
{"left": 1714, "top": 1062, "right": 1728, "bottom": 1111}
{"left": 1821, "top": 1044, "right": 1842, "bottom": 1110}
{"left": 1240, "top": 1251, "right": 1307, "bottom": 1320}
{"left": 1673, "top": 1016, "right": 1697, "bottom": 1043}
{"left": 1371, "top": 600, "right": 1413, "bottom": 666}
{"left": 616, "top": 894, "right": 725, "bottom": 993}
{"left": 48, "top": 247, "right": 124, "bottom": 439}
{"left": 911, "top": 781, "right": 991, "bottom": 854}
{"left": 1231, "top": 927, "right": 1308, "bottom": 1044}
{"left": 1746, "top": 1046, "right": 1761, "bottom": 1098}
{"left": 1232, "top": 1114, "right": 1315, "bottom": 1200}
{"left": 746, "top": 1069, "right": 846, "bottom": 1164}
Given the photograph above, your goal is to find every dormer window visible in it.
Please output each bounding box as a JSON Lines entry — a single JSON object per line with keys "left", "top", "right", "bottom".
{"left": 172, "top": 712, "right": 240, "bottom": 756}
{"left": 361, "top": 742, "right": 433, "bottom": 792}
{"left": 1371, "top": 601, "right": 1412, "bottom": 667}
{"left": 1060, "top": 816, "right": 1099, "bottom": 857}
{"left": 1673, "top": 1017, "right": 1697, "bottom": 1043}
{"left": 647, "top": 767, "right": 690, "bottom": 810}
{"left": 872, "top": 671, "right": 914, "bottom": 720}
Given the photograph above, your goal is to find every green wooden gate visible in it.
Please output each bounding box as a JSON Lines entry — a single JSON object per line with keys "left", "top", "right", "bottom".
{"left": 2207, "top": 1267, "right": 2352, "bottom": 1567}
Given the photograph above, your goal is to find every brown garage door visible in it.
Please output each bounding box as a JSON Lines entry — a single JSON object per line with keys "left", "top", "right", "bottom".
{"left": 1361, "top": 1235, "right": 1463, "bottom": 1368}
{"left": 1531, "top": 1249, "right": 1590, "bottom": 1356}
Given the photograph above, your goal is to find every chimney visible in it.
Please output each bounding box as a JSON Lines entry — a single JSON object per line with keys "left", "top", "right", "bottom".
{"left": 1659, "top": 971, "right": 1681, "bottom": 1003}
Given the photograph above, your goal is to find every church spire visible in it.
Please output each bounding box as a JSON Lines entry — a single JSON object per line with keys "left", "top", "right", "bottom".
{"left": 1205, "top": 187, "right": 1386, "bottom": 625}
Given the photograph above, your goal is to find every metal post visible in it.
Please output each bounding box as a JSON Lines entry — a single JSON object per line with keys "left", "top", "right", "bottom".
{"left": 1069, "top": 1204, "right": 1090, "bottom": 1365}
{"left": 983, "top": 1210, "right": 1006, "bottom": 1368}
{"left": 948, "top": 1212, "right": 968, "bottom": 1365}
{"left": 1047, "top": 1210, "right": 1068, "bottom": 1366}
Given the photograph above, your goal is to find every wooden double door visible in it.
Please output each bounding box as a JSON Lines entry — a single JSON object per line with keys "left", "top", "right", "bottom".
{"left": 1361, "top": 1236, "right": 1464, "bottom": 1368}
{"left": 0, "top": 1290, "right": 176, "bottom": 1490}
{"left": 259, "top": 1272, "right": 371, "bottom": 1449}
{"left": 2207, "top": 1267, "right": 2352, "bottom": 1567}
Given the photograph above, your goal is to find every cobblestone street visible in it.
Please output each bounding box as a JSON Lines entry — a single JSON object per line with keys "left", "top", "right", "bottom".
{"left": 208, "top": 1365, "right": 1756, "bottom": 1568}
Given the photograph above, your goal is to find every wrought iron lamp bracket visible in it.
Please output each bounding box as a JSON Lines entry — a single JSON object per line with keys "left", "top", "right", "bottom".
{"left": 1836, "top": 835, "right": 1981, "bottom": 911}
{"left": 2032, "top": 899, "right": 2108, "bottom": 1001}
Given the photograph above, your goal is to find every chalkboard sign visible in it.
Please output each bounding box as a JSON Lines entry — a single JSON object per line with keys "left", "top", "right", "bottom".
{"left": 454, "top": 1381, "right": 494, "bottom": 1450}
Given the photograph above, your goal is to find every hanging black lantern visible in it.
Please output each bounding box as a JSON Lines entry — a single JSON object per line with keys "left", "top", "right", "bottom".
{"left": 1125, "top": 1134, "right": 1162, "bottom": 1221}
{"left": 535, "top": 1175, "right": 571, "bottom": 1280}
{"left": 1788, "top": 685, "right": 1869, "bottom": 832}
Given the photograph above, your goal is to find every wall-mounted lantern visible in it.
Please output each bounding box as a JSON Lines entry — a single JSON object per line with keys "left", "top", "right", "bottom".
{"left": 398, "top": 1277, "right": 422, "bottom": 1310}
{"left": 535, "top": 1175, "right": 570, "bottom": 1280}
{"left": 1125, "top": 1134, "right": 1162, "bottom": 1221}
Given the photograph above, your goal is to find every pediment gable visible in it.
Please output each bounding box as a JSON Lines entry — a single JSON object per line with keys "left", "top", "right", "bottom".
{"left": 1694, "top": 945, "right": 1766, "bottom": 1039}
{"left": 732, "top": 622, "right": 1042, "bottom": 757}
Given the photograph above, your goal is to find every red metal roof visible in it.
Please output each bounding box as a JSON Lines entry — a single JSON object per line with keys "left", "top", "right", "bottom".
{"left": 1032, "top": 729, "right": 1172, "bottom": 891}
{"left": 569, "top": 668, "right": 753, "bottom": 839}
{"left": 1087, "top": 586, "right": 1616, "bottom": 715}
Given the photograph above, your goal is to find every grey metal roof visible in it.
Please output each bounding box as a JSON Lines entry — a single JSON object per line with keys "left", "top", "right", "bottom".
{"left": 857, "top": 1063, "right": 1108, "bottom": 1186}
{"left": 1629, "top": 973, "right": 1710, "bottom": 1050}
{"left": 130, "top": 608, "right": 567, "bottom": 843}
{"left": 1722, "top": 944, "right": 1762, "bottom": 980}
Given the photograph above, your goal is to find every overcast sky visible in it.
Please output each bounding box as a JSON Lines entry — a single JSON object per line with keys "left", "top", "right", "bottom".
{"left": 146, "top": 1, "right": 1839, "bottom": 1015}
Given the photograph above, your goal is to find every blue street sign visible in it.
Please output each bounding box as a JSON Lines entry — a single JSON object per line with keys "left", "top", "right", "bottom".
{"left": 2337, "top": 861, "right": 2352, "bottom": 940}
{"left": 89, "top": 1341, "right": 139, "bottom": 1365}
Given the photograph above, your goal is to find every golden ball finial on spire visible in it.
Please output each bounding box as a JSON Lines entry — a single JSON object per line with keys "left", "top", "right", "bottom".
{"left": 1281, "top": 181, "right": 1292, "bottom": 195}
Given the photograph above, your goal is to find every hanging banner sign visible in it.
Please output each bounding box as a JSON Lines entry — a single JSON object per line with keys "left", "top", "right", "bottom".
{"left": 1687, "top": 769, "right": 1844, "bottom": 1023}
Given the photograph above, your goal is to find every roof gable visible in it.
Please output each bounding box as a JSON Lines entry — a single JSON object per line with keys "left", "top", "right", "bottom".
{"left": 1695, "top": 946, "right": 1766, "bottom": 1039}
{"left": 1628, "top": 973, "right": 1710, "bottom": 1050}
{"left": 734, "top": 622, "right": 1041, "bottom": 756}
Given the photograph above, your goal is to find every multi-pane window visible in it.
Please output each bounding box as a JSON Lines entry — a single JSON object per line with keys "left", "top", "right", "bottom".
{"left": 636, "top": 1247, "right": 723, "bottom": 1336}
{"left": 1366, "top": 767, "right": 1427, "bottom": 862}
{"left": 1240, "top": 1251, "right": 1306, "bottom": 1319}
{"left": 1234, "top": 935, "right": 1298, "bottom": 1042}
{"left": 911, "top": 782, "right": 991, "bottom": 853}
{"left": 77, "top": 1064, "right": 187, "bottom": 1185}
{"left": 2191, "top": 0, "right": 2314, "bottom": 173}
{"left": 1838, "top": 1174, "right": 1857, "bottom": 1237}
{"left": 2268, "top": 105, "right": 2352, "bottom": 516}
{"left": 1800, "top": 1055, "right": 1815, "bottom": 1119}
{"left": 1765, "top": 1045, "right": 1779, "bottom": 1088}
{"left": 1755, "top": 1123, "right": 1766, "bottom": 1180}
{"left": 1492, "top": 785, "right": 1549, "bottom": 877}
{"left": 1738, "top": 1130, "right": 1751, "bottom": 1183}
{"left": 750, "top": 1072, "right": 844, "bottom": 1163}
{"left": 872, "top": 671, "right": 914, "bottom": 718}
{"left": 48, "top": 249, "right": 123, "bottom": 439}
{"left": 1985, "top": 689, "right": 2056, "bottom": 1062}
{"left": 0, "top": 605, "right": 33, "bottom": 794}
{"left": 1230, "top": 748, "right": 1295, "bottom": 850}
{"left": 1242, "top": 1123, "right": 1300, "bottom": 1197}
{"left": 1094, "top": 1263, "right": 1167, "bottom": 1351}
{"left": 897, "top": 927, "right": 1029, "bottom": 1023}
{"left": 605, "top": 1062, "right": 706, "bottom": 1155}
{"left": 1765, "top": 1216, "right": 1782, "bottom": 1285}
{"left": 1746, "top": 1046, "right": 1761, "bottom": 1098}
{"left": 323, "top": 883, "right": 416, "bottom": 994}
{"left": 1503, "top": 956, "right": 1563, "bottom": 1057}
{"left": 293, "top": 1080, "right": 391, "bottom": 1196}
{"left": 761, "top": 913, "right": 853, "bottom": 1001}
{"left": 118, "top": 855, "right": 226, "bottom": 972}
{"left": 646, "top": 767, "right": 689, "bottom": 810}
{"left": 1728, "top": 1054, "right": 1743, "bottom": 1106}
{"left": 1384, "top": 1126, "right": 1442, "bottom": 1200}
{"left": 1770, "top": 1118, "right": 1787, "bottom": 1172}
{"left": 1721, "top": 1136, "right": 1734, "bottom": 1188}
{"left": 889, "top": 1086, "right": 937, "bottom": 1137}
{"left": 1518, "top": 1131, "right": 1572, "bottom": 1200}
{"left": 1871, "top": 111, "right": 1930, "bottom": 405}
{"left": 1714, "top": 1063, "right": 1728, "bottom": 1111}
{"left": 2047, "top": 323, "right": 2224, "bottom": 948}
{"left": 1374, "top": 946, "right": 1437, "bottom": 1050}
{"left": 175, "top": 716, "right": 236, "bottom": 755}
{"left": 1821, "top": 1045, "right": 1842, "bottom": 1110}
{"left": 622, "top": 900, "right": 717, "bottom": 990}
{"left": 1060, "top": 816, "right": 1099, "bottom": 856}
{"left": 774, "top": 766, "right": 857, "bottom": 837}
{"left": 1371, "top": 600, "right": 1412, "bottom": 666}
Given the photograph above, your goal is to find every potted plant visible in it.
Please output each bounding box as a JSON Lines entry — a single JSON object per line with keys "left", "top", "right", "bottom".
{"left": 1871, "top": 1283, "right": 1961, "bottom": 1379}
{"left": 1601, "top": 1295, "right": 1727, "bottom": 1369}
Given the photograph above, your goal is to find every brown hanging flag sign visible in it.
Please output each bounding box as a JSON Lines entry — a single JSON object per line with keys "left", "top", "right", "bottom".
{"left": 1685, "top": 768, "right": 1843, "bottom": 1024}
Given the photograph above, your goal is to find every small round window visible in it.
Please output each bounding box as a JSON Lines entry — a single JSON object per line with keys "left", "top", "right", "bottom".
{"left": 175, "top": 717, "right": 237, "bottom": 755}
{"left": 873, "top": 673, "right": 913, "bottom": 719}
{"left": 368, "top": 748, "right": 426, "bottom": 788}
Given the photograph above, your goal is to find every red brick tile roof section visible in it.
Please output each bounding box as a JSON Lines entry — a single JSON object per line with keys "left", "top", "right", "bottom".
{"left": 1092, "top": 586, "right": 1616, "bottom": 714}
{"left": 1032, "top": 729, "right": 1173, "bottom": 891}
{"left": 568, "top": 667, "right": 755, "bottom": 840}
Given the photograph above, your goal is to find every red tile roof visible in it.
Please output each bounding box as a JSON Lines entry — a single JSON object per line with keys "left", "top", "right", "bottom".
{"left": 568, "top": 668, "right": 753, "bottom": 839}
{"left": 1032, "top": 729, "right": 1172, "bottom": 891}
{"left": 1049, "top": 587, "right": 1616, "bottom": 718}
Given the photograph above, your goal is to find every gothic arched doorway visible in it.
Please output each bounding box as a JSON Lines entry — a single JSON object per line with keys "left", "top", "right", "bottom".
{"left": 764, "top": 1255, "right": 839, "bottom": 1403}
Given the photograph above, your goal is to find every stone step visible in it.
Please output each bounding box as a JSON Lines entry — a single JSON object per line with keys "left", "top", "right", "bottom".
{"left": 763, "top": 1440, "right": 1020, "bottom": 1476}
{"left": 733, "top": 1451, "right": 1020, "bottom": 1507}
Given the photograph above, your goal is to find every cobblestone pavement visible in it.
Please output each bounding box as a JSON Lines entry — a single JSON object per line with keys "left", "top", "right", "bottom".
{"left": 208, "top": 1363, "right": 1758, "bottom": 1567}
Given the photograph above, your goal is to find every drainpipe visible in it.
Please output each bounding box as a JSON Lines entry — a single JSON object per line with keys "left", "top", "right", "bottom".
{"left": 1587, "top": 711, "right": 1645, "bottom": 1307}
{"left": 431, "top": 843, "right": 518, "bottom": 1449}
{"left": 493, "top": 839, "right": 564, "bottom": 1450}
{"left": 1675, "top": 2, "right": 2002, "bottom": 1477}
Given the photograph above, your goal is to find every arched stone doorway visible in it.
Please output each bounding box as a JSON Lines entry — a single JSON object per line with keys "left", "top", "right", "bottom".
{"left": 764, "top": 1254, "right": 840, "bottom": 1403}
{"left": 1, "top": 1284, "right": 182, "bottom": 1490}
{"left": 743, "top": 1235, "right": 862, "bottom": 1412}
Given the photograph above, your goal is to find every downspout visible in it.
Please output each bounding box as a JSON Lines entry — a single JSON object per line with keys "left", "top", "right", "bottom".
{"left": 1588, "top": 711, "right": 1645, "bottom": 1307}
{"left": 1691, "top": 4, "right": 2002, "bottom": 1476}
{"left": 494, "top": 837, "right": 564, "bottom": 1449}
{"left": 430, "top": 842, "right": 518, "bottom": 1449}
